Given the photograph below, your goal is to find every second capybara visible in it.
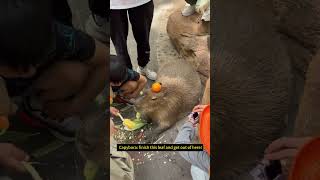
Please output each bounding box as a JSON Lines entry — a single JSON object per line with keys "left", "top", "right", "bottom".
{"left": 135, "top": 60, "right": 202, "bottom": 141}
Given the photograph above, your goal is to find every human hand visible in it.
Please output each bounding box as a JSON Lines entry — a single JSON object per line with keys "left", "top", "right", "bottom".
{"left": 0, "top": 143, "right": 29, "bottom": 173}
{"left": 264, "top": 137, "right": 312, "bottom": 161}
{"left": 126, "top": 92, "right": 139, "bottom": 99}
{"left": 110, "top": 120, "right": 116, "bottom": 136}
{"left": 192, "top": 105, "right": 208, "bottom": 114}
{"left": 110, "top": 107, "right": 119, "bottom": 116}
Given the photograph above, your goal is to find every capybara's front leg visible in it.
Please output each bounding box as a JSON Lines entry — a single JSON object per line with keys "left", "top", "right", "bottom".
{"left": 143, "top": 120, "right": 172, "bottom": 143}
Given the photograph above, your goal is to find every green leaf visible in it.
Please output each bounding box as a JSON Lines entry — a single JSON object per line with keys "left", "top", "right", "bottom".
{"left": 31, "top": 140, "right": 65, "bottom": 158}
{"left": 0, "top": 131, "right": 40, "bottom": 142}
{"left": 135, "top": 112, "right": 141, "bottom": 120}
{"left": 0, "top": 129, "right": 6, "bottom": 136}
{"left": 124, "top": 119, "right": 146, "bottom": 131}
{"left": 84, "top": 160, "right": 99, "bottom": 180}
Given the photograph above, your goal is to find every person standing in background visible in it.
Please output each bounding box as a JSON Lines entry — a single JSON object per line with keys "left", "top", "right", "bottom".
{"left": 110, "top": 0, "right": 157, "bottom": 81}
{"left": 86, "top": 0, "right": 108, "bottom": 46}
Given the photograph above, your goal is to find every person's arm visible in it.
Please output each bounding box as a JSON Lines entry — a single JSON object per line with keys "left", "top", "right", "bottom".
{"left": 127, "top": 75, "right": 147, "bottom": 98}
{"left": 174, "top": 121, "right": 210, "bottom": 172}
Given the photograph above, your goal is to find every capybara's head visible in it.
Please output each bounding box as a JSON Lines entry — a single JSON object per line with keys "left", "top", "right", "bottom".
{"left": 134, "top": 87, "right": 170, "bottom": 122}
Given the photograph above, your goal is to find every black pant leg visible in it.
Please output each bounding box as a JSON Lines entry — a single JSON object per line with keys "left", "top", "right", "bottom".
{"left": 128, "top": 1, "right": 154, "bottom": 67}
{"left": 110, "top": 9, "right": 133, "bottom": 69}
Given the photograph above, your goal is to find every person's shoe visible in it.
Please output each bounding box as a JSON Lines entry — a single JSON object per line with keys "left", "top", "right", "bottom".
{"left": 18, "top": 96, "right": 81, "bottom": 142}
{"left": 182, "top": 4, "right": 196, "bottom": 16}
{"left": 201, "top": 7, "right": 210, "bottom": 22}
{"left": 137, "top": 66, "right": 157, "bottom": 81}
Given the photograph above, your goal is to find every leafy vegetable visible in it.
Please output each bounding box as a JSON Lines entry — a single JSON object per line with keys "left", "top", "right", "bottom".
{"left": 84, "top": 160, "right": 99, "bottom": 180}
{"left": 32, "top": 140, "right": 65, "bottom": 158}
{"left": 22, "top": 161, "right": 43, "bottom": 180}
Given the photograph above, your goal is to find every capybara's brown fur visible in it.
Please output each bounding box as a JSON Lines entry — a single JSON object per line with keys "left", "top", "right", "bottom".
{"left": 135, "top": 60, "right": 202, "bottom": 141}
{"left": 202, "top": 78, "right": 210, "bottom": 104}
{"left": 212, "top": 0, "right": 291, "bottom": 179}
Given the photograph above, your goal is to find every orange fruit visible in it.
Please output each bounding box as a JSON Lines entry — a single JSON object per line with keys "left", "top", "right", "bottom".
{"left": 151, "top": 82, "right": 162, "bottom": 93}
{"left": 0, "top": 116, "right": 9, "bottom": 130}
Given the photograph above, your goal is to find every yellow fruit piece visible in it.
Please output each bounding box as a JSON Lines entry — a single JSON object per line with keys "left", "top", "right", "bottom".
{"left": 110, "top": 96, "right": 113, "bottom": 105}
{"left": 151, "top": 82, "right": 162, "bottom": 93}
{"left": 123, "top": 119, "right": 135, "bottom": 129}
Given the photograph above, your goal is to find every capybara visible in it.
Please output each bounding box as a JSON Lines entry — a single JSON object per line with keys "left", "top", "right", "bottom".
{"left": 135, "top": 60, "right": 202, "bottom": 141}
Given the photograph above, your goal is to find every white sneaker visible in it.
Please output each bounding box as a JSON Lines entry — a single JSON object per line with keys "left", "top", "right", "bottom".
{"left": 201, "top": 7, "right": 210, "bottom": 21}
{"left": 137, "top": 66, "right": 157, "bottom": 80}
{"left": 182, "top": 4, "right": 196, "bottom": 16}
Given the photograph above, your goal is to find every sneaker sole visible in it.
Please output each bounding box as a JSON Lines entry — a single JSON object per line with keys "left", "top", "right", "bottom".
{"left": 182, "top": 12, "right": 196, "bottom": 16}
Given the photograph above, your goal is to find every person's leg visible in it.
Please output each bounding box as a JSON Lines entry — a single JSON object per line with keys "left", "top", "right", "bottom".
{"left": 32, "top": 61, "right": 89, "bottom": 105}
{"left": 18, "top": 61, "right": 90, "bottom": 140}
{"left": 119, "top": 81, "right": 138, "bottom": 97}
{"left": 85, "top": 15, "right": 108, "bottom": 46}
{"left": 110, "top": 9, "right": 133, "bottom": 69}
{"left": 128, "top": 2, "right": 153, "bottom": 68}
{"left": 128, "top": 1, "right": 157, "bottom": 80}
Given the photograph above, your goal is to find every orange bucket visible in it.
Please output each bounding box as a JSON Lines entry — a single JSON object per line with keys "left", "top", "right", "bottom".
{"left": 289, "top": 137, "right": 320, "bottom": 180}
{"left": 199, "top": 105, "right": 210, "bottom": 155}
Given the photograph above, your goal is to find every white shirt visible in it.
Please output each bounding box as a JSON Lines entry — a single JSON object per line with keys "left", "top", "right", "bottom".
{"left": 110, "top": 0, "right": 151, "bottom": 10}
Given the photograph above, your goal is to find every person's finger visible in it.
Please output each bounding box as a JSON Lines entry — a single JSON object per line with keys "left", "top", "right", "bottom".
{"left": 192, "top": 105, "right": 201, "bottom": 111}
{"left": 194, "top": 109, "right": 204, "bottom": 113}
{"left": 10, "top": 146, "right": 28, "bottom": 161}
{"left": 6, "top": 159, "right": 27, "bottom": 173}
{"left": 265, "top": 137, "right": 312, "bottom": 153}
{"left": 264, "top": 148, "right": 299, "bottom": 161}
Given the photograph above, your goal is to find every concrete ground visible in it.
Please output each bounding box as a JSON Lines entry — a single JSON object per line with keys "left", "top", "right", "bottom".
{"left": 110, "top": 0, "right": 195, "bottom": 179}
